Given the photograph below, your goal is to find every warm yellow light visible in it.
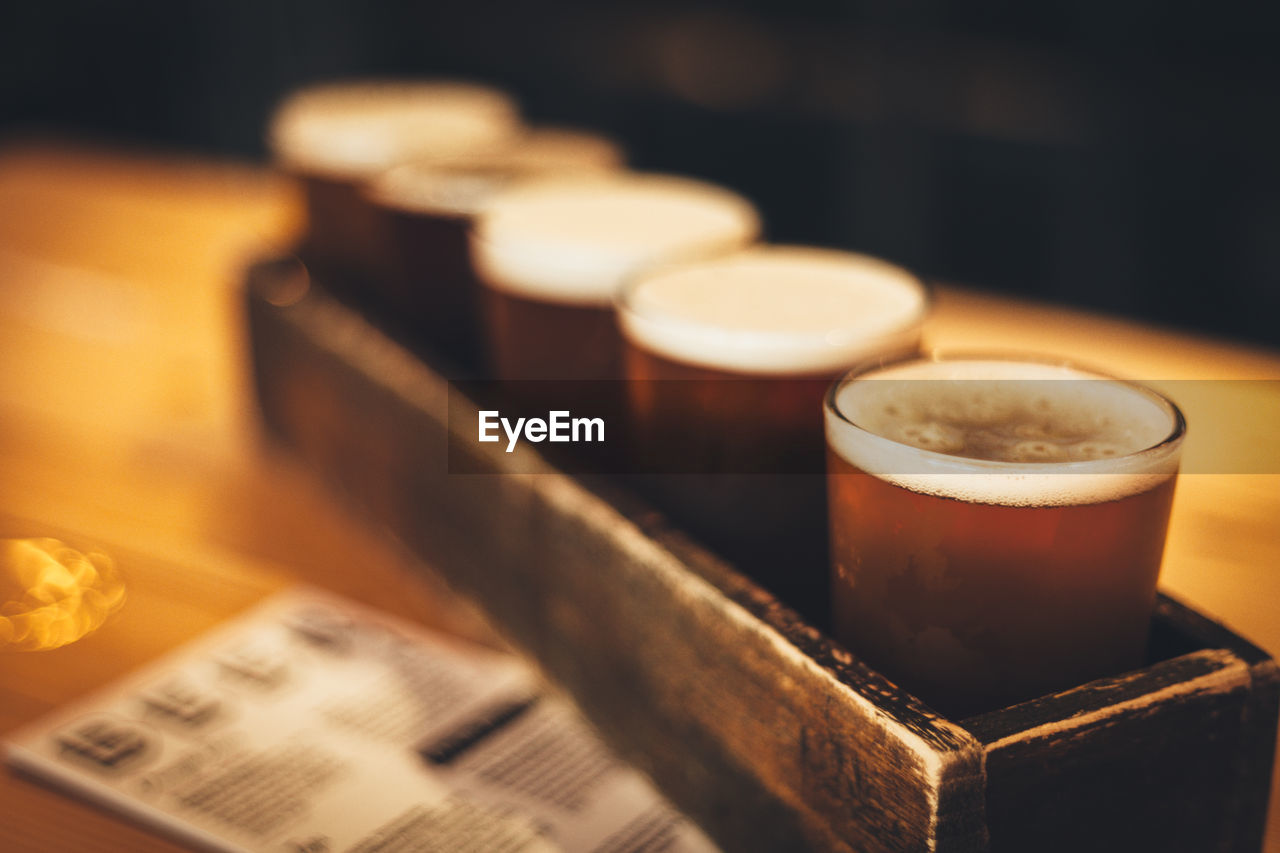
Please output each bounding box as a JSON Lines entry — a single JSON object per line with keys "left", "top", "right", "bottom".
{"left": 0, "top": 538, "right": 125, "bottom": 651}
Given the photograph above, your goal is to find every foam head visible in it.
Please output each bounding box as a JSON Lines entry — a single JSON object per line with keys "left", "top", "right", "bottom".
{"left": 268, "top": 79, "right": 521, "bottom": 180}
{"left": 368, "top": 126, "right": 626, "bottom": 217}
{"left": 618, "top": 246, "right": 927, "bottom": 375}
{"left": 498, "top": 127, "right": 626, "bottom": 173}
{"left": 470, "top": 173, "right": 760, "bottom": 305}
{"left": 826, "top": 357, "right": 1185, "bottom": 506}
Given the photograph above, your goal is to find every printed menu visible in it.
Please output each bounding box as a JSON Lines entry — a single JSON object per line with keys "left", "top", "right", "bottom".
{"left": 5, "top": 587, "right": 717, "bottom": 853}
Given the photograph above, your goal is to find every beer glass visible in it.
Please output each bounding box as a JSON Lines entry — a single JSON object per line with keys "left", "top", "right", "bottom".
{"left": 267, "top": 79, "right": 520, "bottom": 287}
{"left": 470, "top": 173, "right": 760, "bottom": 382}
{"left": 618, "top": 246, "right": 929, "bottom": 614}
{"left": 824, "top": 354, "right": 1186, "bottom": 717}
{"left": 366, "top": 128, "right": 625, "bottom": 368}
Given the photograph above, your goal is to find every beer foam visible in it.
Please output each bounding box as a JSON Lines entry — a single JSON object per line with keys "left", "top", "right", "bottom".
{"left": 268, "top": 80, "right": 521, "bottom": 179}
{"left": 368, "top": 127, "right": 625, "bottom": 217}
{"left": 470, "top": 173, "right": 761, "bottom": 305}
{"left": 826, "top": 359, "right": 1184, "bottom": 506}
{"left": 500, "top": 127, "right": 626, "bottom": 172}
{"left": 618, "top": 246, "right": 927, "bottom": 374}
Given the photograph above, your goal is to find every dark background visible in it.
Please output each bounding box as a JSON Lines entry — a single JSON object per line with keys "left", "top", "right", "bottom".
{"left": 3, "top": 1, "right": 1279, "bottom": 348}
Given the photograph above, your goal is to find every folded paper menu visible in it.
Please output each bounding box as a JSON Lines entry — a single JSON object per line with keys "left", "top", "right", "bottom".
{"left": 5, "top": 587, "right": 717, "bottom": 853}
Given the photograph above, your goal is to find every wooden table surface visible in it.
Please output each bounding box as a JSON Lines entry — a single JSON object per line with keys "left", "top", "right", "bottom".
{"left": 0, "top": 139, "right": 1276, "bottom": 852}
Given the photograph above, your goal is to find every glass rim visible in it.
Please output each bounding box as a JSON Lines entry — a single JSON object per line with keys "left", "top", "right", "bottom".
{"left": 824, "top": 349, "right": 1187, "bottom": 473}
{"left": 464, "top": 172, "right": 762, "bottom": 306}
{"left": 615, "top": 246, "right": 933, "bottom": 373}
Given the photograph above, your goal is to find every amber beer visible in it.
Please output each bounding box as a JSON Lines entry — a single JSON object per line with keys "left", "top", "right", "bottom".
{"left": 470, "top": 173, "right": 760, "bottom": 381}
{"left": 824, "top": 356, "right": 1186, "bottom": 717}
{"left": 618, "top": 247, "right": 929, "bottom": 614}
{"left": 366, "top": 128, "right": 624, "bottom": 368}
{"left": 267, "top": 79, "right": 520, "bottom": 289}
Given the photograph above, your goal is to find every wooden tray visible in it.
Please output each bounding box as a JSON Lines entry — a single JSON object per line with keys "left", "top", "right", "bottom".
{"left": 245, "top": 258, "right": 1278, "bottom": 853}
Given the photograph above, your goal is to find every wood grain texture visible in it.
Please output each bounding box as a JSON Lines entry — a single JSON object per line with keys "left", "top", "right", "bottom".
{"left": 968, "top": 648, "right": 1264, "bottom": 852}
{"left": 248, "top": 269, "right": 1278, "bottom": 852}
{"left": 248, "top": 267, "right": 991, "bottom": 853}
{"left": 2, "top": 143, "right": 1278, "bottom": 852}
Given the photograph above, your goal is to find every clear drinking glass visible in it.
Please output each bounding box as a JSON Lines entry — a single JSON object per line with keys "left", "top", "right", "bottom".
{"left": 617, "top": 246, "right": 928, "bottom": 613}
{"left": 824, "top": 353, "right": 1186, "bottom": 716}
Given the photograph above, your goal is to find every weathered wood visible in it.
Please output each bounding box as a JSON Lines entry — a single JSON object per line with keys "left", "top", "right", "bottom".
{"left": 246, "top": 261, "right": 1277, "bottom": 853}
{"left": 966, "top": 649, "right": 1262, "bottom": 852}
{"left": 1151, "top": 597, "right": 1280, "bottom": 853}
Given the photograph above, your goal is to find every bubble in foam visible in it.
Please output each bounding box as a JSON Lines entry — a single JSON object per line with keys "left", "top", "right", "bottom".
{"left": 923, "top": 388, "right": 1016, "bottom": 428}
{"left": 826, "top": 359, "right": 1183, "bottom": 506}
{"left": 1014, "top": 422, "right": 1057, "bottom": 441}
{"left": 1007, "top": 440, "right": 1070, "bottom": 463}
{"left": 1070, "top": 441, "right": 1126, "bottom": 461}
{"left": 892, "top": 422, "right": 966, "bottom": 454}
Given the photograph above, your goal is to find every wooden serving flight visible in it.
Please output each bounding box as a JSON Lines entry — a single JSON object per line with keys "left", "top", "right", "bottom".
{"left": 246, "top": 258, "right": 1278, "bottom": 853}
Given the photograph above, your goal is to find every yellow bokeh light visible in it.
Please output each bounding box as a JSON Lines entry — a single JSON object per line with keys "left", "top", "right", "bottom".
{"left": 0, "top": 538, "right": 126, "bottom": 651}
